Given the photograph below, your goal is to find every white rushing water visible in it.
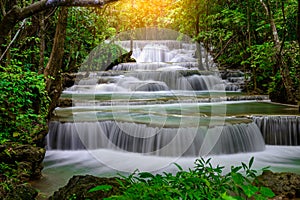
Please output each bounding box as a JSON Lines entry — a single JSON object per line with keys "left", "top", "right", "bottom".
{"left": 40, "top": 28, "right": 300, "bottom": 197}
{"left": 37, "top": 145, "right": 300, "bottom": 197}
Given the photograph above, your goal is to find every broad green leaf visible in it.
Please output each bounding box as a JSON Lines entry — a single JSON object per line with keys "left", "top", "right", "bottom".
{"left": 259, "top": 187, "right": 275, "bottom": 197}
{"left": 221, "top": 193, "right": 237, "bottom": 200}
{"left": 139, "top": 172, "right": 155, "bottom": 179}
{"left": 241, "top": 185, "right": 259, "bottom": 197}
{"left": 88, "top": 185, "right": 113, "bottom": 193}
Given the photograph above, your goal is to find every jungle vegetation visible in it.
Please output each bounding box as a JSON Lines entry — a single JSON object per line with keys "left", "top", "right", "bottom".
{"left": 0, "top": 0, "right": 299, "bottom": 197}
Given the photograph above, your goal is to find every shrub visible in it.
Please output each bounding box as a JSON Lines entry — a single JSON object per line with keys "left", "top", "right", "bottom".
{"left": 0, "top": 66, "right": 49, "bottom": 144}
{"left": 90, "top": 157, "right": 275, "bottom": 200}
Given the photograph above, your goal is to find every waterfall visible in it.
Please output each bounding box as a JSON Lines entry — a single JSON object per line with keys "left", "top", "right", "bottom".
{"left": 47, "top": 121, "right": 265, "bottom": 156}
{"left": 48, "top": 30, "right": 268, "bottom": 160}
{"left": 40, "top": 28, "right": 300, "bottom": 196}
{"left": 122, "top": 71, "right": 224, "bottom": 91}
{"left": 253, "top": 116, "right": 300, "bottom": 145}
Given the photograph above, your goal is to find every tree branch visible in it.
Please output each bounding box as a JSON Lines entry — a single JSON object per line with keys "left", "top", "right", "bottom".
{"left": 0, "top": 19, "right": 27, "bottom": 62}
{"left": 259, "top": 0, "right": 280, "bottom": 50}
{"left": 279, "top": 1, "right": 286, "bottom": 55}
{"left": 0, "top": 0, "right": 6, "bottom": 16}
{"left": 0, "top": 0, "right": 118, "bottom": 50}
{"left": 214, "top": 35, "right": 237, "bottom": 61}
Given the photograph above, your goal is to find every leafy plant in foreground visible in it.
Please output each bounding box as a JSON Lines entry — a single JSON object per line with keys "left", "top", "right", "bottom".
{"left": 89, "top": 157, "right": 274, "bottom": 200}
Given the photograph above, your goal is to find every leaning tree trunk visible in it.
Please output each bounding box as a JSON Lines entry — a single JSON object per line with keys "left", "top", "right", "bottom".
{"left": 260, "top": 0, "right": 296, "bottom": 104}
{"left": 44, "top": 7, "right": 68, "bottom": 119}
{"left": 297, "top": 0, "right": 300, "bottom": 50}
{"left": 38, "top": 11, "right": 46, "bottom": 75}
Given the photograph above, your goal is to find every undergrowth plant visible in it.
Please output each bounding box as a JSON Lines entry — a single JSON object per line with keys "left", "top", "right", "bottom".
{"left": 89, "top": 157, "right": 274, "bottom": 200}
{"left": 0, "top": 65, "right": 49, "bottom": 144}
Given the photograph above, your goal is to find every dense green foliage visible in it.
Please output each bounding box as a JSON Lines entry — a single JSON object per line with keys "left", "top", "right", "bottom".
{"left": 1, "top": 0, "right": 300, "bottom": 103}
{"left": 63, "top": 7, "right": 116, "bottom": 72}
{"left": 88, "top": 157, "right": 274, "bottom": 200}
{"left": 161, "top": 0, "right": 300, "bottom": 101}
{"left": 80, "top": 43, "right": 127, "bottom": 71}
{"left": 0, "top": 66, "right": 49, "bottom": 144}
{"left": 0, "top": 1, "right": 297, "bottom": 197}
{"left": 103, "top": 0, "right": 173, "bottom": 32}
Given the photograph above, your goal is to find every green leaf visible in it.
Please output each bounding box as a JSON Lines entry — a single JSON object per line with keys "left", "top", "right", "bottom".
{"left": 13, "top": 132, "right": 20, "bottom": 137}
{"left": 221, "top": 193, "right": 237, "bottom": 200}
{"left": 241, "top": 185, "right": 259, "bottom": 197}
{"left": 173, "top": 163, "right": 183, "bottom": 171}
{"left": 231, "top": 173, "right": 244, "bottom": 185}
{"left": 259, "top": 187, "right": 275, "bottom": 197}
{"left": 139, "top": 172, "right": 155, "bottom": 179}
{"left": 231, "top": 166, "right": 242, "bottom": 173}
{"left": 249, "top": 157, "right": 254, "bottom": 168}
{"left": 88, "top": 185, "right": 112, "bottom": 193}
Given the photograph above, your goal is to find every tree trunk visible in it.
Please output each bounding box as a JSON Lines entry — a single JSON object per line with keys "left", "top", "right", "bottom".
{"left": 44, "top": 7, "right": 68, "bottom": 119}
{"left": 38, "top": 11, "right": 46, "bottom": 74}
{"left": 0, "top": 0, "right": 118, "bottom": 55}
{"left": 259, "top": 0, "right": 296, "bottom": 104}
{"left": 297, "top": 0, "right": 300, "bottom": 50}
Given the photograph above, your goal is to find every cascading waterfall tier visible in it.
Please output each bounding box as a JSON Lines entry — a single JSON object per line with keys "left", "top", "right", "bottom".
{"left": 47, "top": 121, "right": 265, "bottom": 156}
{"left": 47, "top": 29, "right": 268, "bottom": 158}
{"left": 40, "top": 28, "right": 300, "bottom": 197}
{"left": 253, "top": 116, "right": 300, "bottom": 145}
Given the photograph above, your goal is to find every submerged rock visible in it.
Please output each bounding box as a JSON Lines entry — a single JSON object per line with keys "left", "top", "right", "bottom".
{"left": 255, "top": 170, "right": 300, "bottom": 199}
{"left": 48, "top": 175, "right": 124, "bottom": 200}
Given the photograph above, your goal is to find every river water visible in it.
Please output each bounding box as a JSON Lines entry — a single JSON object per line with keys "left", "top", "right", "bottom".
{"left": 34, "top": 28, "right": 300, "bottom": 197}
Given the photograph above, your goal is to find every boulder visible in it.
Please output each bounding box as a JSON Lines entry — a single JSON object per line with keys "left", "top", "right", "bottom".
{"left": 0, "top": 143, "right": 45, "bottom": 181}
{"left": 255, "top": 170, "right": 300, "bottom": 199}
{"left": 105, "top": 50, "right": 136, "bottom": 71}
{"left": 48, "top": 175, "right": 124, "bottom": 200}
{"left": 3, "top": 184, "right": 38, "bottom": 200}
{"left": 58, "top": 98, "right": 73, "bottom": 107}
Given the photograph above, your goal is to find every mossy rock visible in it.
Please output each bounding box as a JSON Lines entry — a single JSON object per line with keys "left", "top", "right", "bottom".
{"left": 0, "top": 142, "right": 45, "bottom": 181}
{"left": 3, "top": 184, "right": 38, "bottom": 200}
{"left": 48, "top": 175, "right": 124, "bottom": 200}
{"left": 255, "top": 170, "right": 300, "bottom": 199}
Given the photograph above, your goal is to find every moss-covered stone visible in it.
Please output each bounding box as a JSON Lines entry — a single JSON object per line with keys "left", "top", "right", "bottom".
{"left": 48, "top": 175, "right": 124, "bottom": 200}
{"left": 3, "top": 184, "right": 38, "bottom": 200}
{"left": 0, "top": 142, "right": 45, "bottom": 181}
{"left": 255, "top": 170, "right": 300, "bottom": 199}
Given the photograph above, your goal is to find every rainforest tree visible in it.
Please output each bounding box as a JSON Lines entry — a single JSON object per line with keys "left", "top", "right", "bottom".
{"left": 164, "top": 0, "right": 300, "bottom": 103}
{"left": 0, "top": 0, "right": 118, "bottom": 139}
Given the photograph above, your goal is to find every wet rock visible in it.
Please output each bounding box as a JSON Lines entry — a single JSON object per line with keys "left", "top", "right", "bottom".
{"left": 105, "top": 50, "right": 136, "bottom": 71}
{"left": 3, "top": 184, "right": 38, "bottom": 200}
{"left": 0, "top": 143, "right": 45, "bottom": 181}
{"left": 62, "top": 73, "right": 76, "bottom": 88}
{"left": 58, "top": 98, "right": 73, "bottom": 107}
{"left": 62, "top": 73, "right": 88, "bottom": 89}
{"left": 255, "top": 170, "right": 300, "bottom": 199}
{"left": 48, "top": 175, "right": 124, "bottom": 200}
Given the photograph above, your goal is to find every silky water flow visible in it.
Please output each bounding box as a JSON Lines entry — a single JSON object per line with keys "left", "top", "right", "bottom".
{"left": 37, "top": 28, "right": 300, "bottom": 196}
